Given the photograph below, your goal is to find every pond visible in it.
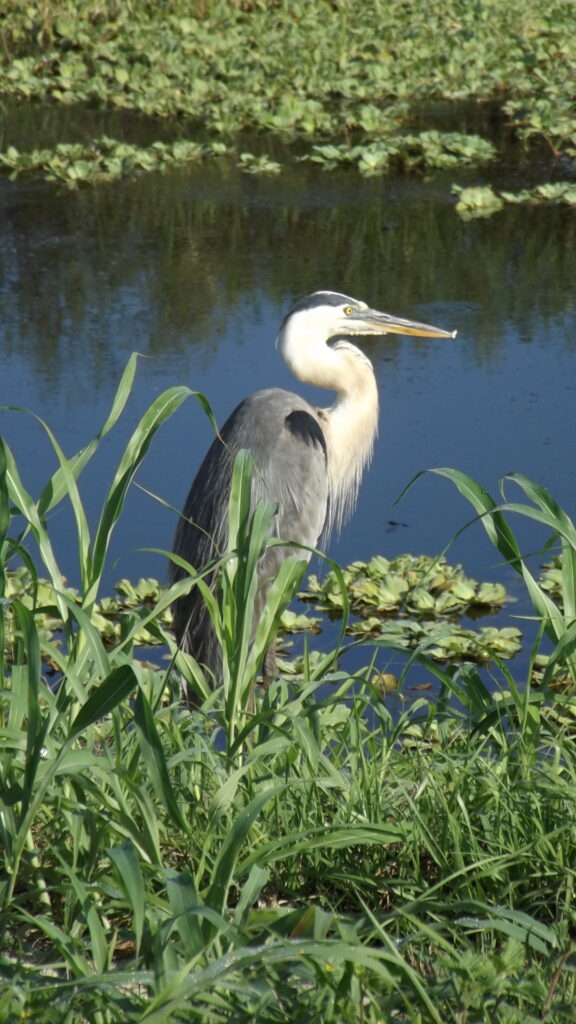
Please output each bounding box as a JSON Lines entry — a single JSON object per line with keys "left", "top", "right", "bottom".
{"left": 1, "top": 101, "right": 575, "bottom": 692}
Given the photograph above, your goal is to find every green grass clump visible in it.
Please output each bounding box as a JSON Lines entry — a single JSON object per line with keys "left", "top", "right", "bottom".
{"left": 1, "top": 360, "right": 576, "bottom": 1021}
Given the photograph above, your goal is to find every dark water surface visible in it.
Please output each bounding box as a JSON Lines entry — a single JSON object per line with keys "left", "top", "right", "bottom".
{"left": 1, "top": 102, "right": 575, "bottom": 689}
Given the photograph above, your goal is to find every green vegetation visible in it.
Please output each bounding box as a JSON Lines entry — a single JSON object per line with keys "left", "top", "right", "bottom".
{"left": 3, "top": 550, "right": 521, "bottom": 675}
{"left": 0, "top": 135, "right": 230, "bottom": 185}
{"left": 1, "top": 0, "right": 575, "bottom": 191}
{"left": 301, "top": 553, "right": 522, "bottom": 664}
{"left": 454, "top": 182, "right": 576, "bottom": 219}
{"left": 1, "top": 3, "right": 575, "bottom": 1015}
{"left": 1, "top": 361, "right": 576, "bottom": 1021}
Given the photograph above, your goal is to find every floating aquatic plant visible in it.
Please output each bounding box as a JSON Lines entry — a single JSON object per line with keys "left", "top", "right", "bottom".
{"left": 3, "top": 554, "right": 519, "bottom": 669}
{"left": 0, "top": 137, "right": 230, "bottom": 186}
{"left": 237, "top": 152, "right": 282, "bottom": 175}
{"left": 2, "top": 567, "right": 172, "bottom": 657}
{"left": 454, "top": 182, "right": 576, "bottom": 219}
{"left": 1, "top": 0, "right": 575, "bottom": 184}
{"left": 301, "top": 554, "right": 508, "bottom": 620}
{"left": 301, "top": 131, "right": 496, "bottom": 178}
{"left": 348, "top": 617, "right": 522, "bottom": 664}
{"left": 0, "top": 130, "right": 496, "bottom": 187}
{"left": 299, "top": 553, "right": 519, "bottom": 663}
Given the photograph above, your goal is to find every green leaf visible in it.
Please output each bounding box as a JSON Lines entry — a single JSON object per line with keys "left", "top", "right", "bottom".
{"left": 69, "top": 665, "right": 138, "bottom": 738}
{"left": 13, "top": 600, "right": 47, "bottom": 808}
{"left": 165, "top": 867, "right": 205, "bottom": 958}
{"left": 204, "top": 785, "right": 285, "bottom": 936}
{"left": 133, "top": 688, "right": 188, "bottom": 833}
{"left": 108, "top": 842, "right": 146, "bottom": 954}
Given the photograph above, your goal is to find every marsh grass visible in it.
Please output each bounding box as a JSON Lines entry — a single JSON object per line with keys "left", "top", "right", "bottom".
{"left": 1, "top": 362, "right": 576, "bottom": 1022}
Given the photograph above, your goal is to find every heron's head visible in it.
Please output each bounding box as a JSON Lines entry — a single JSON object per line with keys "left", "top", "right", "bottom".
{"left": 278, "top": 290, "right": 456, "bottom": 381}
{"left": 281, "top": 290, "right": 456, "bottom": 343}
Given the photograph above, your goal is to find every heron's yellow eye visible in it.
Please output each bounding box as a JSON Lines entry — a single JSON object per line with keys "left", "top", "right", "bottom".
{"left": 343, "top": 306, "right": 353, "bottom": 316}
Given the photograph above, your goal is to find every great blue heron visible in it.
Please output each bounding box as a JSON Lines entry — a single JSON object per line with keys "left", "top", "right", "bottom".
{"left": 171, "top": 290, "right": 455, "bottom": 684}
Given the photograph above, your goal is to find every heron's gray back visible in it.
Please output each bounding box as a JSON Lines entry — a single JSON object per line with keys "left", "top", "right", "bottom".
{"left": 171, "top": 388, "right": 329, "bottom": 676}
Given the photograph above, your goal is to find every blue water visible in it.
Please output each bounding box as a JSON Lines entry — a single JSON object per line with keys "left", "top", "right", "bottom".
{"left": 1, "top": 141, "right": 575, "bottom": 690}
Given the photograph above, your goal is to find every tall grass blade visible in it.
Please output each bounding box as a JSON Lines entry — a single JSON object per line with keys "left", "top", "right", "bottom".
{"left": 140, "top": 940, "right": 428, "bottom": 1024}
{"left": 203, "top": 785, "right": 285, "bottom": 938}
{"left": 133, "top": 688, "right": 188, "bottom": 833}
{"left": 12, "top": 601, "right": 48, "bottom": 810}
{"left": 0, "top": 438, "right": 8, "bottom": 566}
{"left": 36, "top": 353, "right": 140, "bottom": 518}
{"left": 0, "top": 440, "right": 8, "bottom": 677}
{"left": 55, "top": 860, "right": 110, "bottom": 974}
{"left": 15, "top": 908, "right": 92, "bottom": 977}
{"left": 55, "top": 592, "right": 111, "bottom": 687}
{"left": 456, "top": 902, "right": 557, "bottom": 954}
{"left": 409, "top": 467, "right": 522, "bottom": 567}
{"left": 541, "top": 621, "right": 576, "bottom": 689}
{"left": 89, "top": 386, "right": 194, "bottom": 599}
{"left": 427, "top": 468, "right": 576, "bottom": 681}
{"left": 6, "top": 412, "right": 94, "bottom": 585}
{"left": 505, "top": 472, "right": 576, "bottom": 621}
{"left": 165, "top": 868, "right": 205, "bottom": 958}
{"left": 2, "top": 441, "right": 68, "bottom": 616}
{"left": 232, "top": 863, "right": 269, "bottom": 927}
{"left": 245, "top": 553, "right": 306, "bottom": 680}
{"left": 108, "top": 842, "right": 146, "bottom": 955}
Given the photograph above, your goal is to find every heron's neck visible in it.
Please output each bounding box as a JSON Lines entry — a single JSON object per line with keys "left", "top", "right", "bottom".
{"left": 319, "top": 351, "right": 379, "bottom": 534}
{"left": 280, "top": 325, "right": 379, "bottom": 533}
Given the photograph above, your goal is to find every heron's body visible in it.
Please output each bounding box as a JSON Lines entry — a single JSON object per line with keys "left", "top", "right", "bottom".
{"left": 171, "top": 387, "right": 329, "bottom": 674}
{"left": 170, "top": 291, "right": 455, "bottom": 684}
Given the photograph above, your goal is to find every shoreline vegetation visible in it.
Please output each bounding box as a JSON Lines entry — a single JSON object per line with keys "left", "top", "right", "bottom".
{"left": 0, "top": 0, "right": 575, "bottom": 212}
{"left": 1, "top": 361, "right": 576, "bottom": 1020}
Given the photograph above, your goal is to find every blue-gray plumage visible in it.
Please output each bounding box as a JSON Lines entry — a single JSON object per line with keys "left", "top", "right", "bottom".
{"left": 170, "top": 291, "right": 455, "bottom": 685}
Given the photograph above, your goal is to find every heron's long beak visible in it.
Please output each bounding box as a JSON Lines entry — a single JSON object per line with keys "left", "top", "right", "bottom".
{"left": 353, "top": 308, "right": 457, "bottom": 339}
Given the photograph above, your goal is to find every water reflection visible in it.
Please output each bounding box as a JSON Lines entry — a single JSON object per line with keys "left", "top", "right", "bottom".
{"left": 1, "top": 160, "right": 574, "bottom": 389}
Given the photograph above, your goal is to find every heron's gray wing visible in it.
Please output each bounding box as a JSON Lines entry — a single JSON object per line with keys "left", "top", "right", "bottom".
{"left": 170, "top": 404, "right": 236, "bottom": 674}
{"left": 251, "top": 401, "right": 328, "bottom": 547}
{"left": 249, "top": 399, "right": 329, "bottom": 615}
{"left": 170, "top": 388, "right": 328, "bottom": 678}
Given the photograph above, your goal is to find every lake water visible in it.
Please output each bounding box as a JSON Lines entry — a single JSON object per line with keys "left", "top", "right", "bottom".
{"left": 1, "top": 102, "right": 575, "bottom": 691}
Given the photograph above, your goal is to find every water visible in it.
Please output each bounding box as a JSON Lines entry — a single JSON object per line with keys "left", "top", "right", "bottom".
{"left": 1, "top": 101, "right": 575, "bottom": 690}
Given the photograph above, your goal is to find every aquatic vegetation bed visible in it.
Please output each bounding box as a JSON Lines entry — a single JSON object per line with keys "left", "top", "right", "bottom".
{"left": 1, "top": 0, "right": 575, "bottom": 189}
{"left": 0, "top": 135, "right": 230, "bottom": 185}
{"left": 1, "top": 360, "right": 576, "bottom": 1021}
{"left": 1, "top": 551, "right": 521, "bottom": 668}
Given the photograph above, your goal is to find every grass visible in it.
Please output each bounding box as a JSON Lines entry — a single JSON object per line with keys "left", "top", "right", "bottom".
{"left": 1, "top": 361, "right": 576, "bottom": 1022}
